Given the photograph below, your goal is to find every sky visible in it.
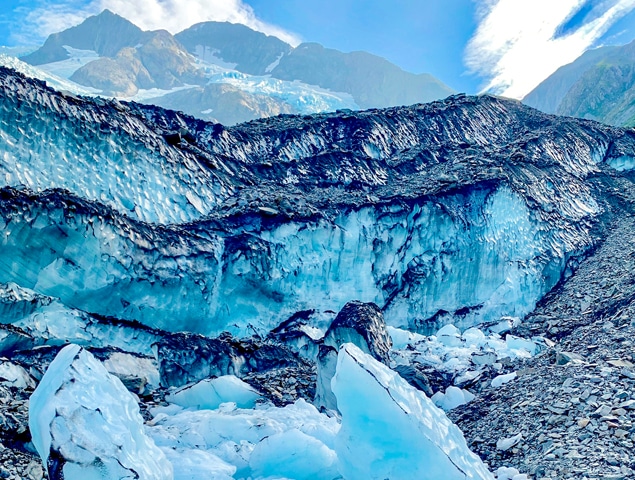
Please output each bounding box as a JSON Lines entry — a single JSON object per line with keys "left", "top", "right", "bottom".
{"left": 2, "top": 0, "right": 635, "bottom": 98}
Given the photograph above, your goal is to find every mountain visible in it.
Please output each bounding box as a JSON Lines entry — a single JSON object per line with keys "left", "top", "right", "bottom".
{"left": 175, "top": 21, "right": 293, "bottom": 75}
{"left": 4, "top": 65, "right": 635, "bottom": 477}
{"left": 269, "top": 42, "right": 454, "bottom": 108}
{"left": 21, "top": 9, "right": 145, "bottom": 64}
{"left": 176, "top": 23, "right": 454, "bottom": 109}
{"left": 20, "top": 10, "right": 454, "bottom": 125}
{"left": 70, "top": 29, "right": 207, "bottom": 96}
{"left": 524, "top": 39, "right": 635, "bottom": 126}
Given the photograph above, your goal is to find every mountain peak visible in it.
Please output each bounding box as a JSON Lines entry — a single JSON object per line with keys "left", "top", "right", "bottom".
{"left": 21, "top": 9, "right": 145, "bottom": 65}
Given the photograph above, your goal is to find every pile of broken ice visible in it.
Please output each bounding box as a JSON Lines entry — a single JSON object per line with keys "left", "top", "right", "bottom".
{"left": 29, "top": 342, "right": 497, "bottom": 480}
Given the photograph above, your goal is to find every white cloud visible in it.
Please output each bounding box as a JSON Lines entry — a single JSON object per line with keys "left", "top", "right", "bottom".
{"left": 18, "top": 0, "right": 300, "bottom": 46}
{"left": 465, "top": 0, "right": 635, "bottom": 99}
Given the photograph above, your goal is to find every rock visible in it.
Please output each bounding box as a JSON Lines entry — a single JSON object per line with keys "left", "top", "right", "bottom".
{"left": 324, "top": 301, "right": 392, "bottom": 365}
{"left": 394, "top": 363, "right": 434, "bottom": 396}
{"left": 555, "top": 352, "right": 585, "bottom": 365}
{"left": 155, "top": 331, "right": 307, "bottom": 389}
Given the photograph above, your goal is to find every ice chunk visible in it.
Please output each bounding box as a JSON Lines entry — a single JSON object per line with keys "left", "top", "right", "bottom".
{"left": 29, "top": 344, "right": 172, "bottom": 479}
{"left": 491, "top": 371, "right": 517, "bottom": 388}
{"left": 387, "top": 325, "right": 425, "bottom": 349}
{"left": 166, "top": 375, "right": 262, "bottom": 410}
{"left": 249, "top": 428, "right": 338, "bottom": 480}
{"left": 505, "top": 335, "right": 536, "bottom": 355}
{"left": 462, "top": 327, "right": 487, "bottom": 347}
{"left": 436, "top": 324, "right": 462, "bottom": 347}
{"left": 332, "top": 343, "right": 494, "bottom": 480}
{"left": 162, "top": 448, "right": 236, "bottom": 480}
{"left": 431, "top": 386, "right": 476, "bottom": 411}
{"left": 148, "top": 398, "right": 340, "bottom": 478}
{"left": 0, "top": 360, "right": 35, "bottom": 389}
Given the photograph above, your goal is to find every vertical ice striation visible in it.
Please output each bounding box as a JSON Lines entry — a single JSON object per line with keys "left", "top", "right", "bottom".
{"left": 332, "top": 343, "right": 494, "bottom": 480}
{"left": 216, "top": 185, "right": 579, "bottom": 334}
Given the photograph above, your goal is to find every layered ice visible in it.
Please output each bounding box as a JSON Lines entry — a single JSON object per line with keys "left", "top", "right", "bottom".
{"left": 217, "top": 185, "right": 576, "bottom": 333}
{"left": 29, "top": 344, "right": 172, "bottom": 479}
{"left": 0, "top": 190, "right": 224, "bottom": 333}
{"left": 332, "top": 343, "right": 494, "bottom": 480}
{"left": 2, "top": 68, "right": 635, "bottom": 335}
{"left": 0, "top": 67, "right": 225, "bottom": 224}
{"left": 0, "top": 54, "right": 97, "bottom": 96}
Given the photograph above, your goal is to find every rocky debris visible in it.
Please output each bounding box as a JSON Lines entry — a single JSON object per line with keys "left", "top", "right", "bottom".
{"left": 0, "top": 382, "right": 43, "bottom": 479}
{"left": 324, "top": 301, "right": 392, "bottom": 365}
{"left": 267, "top": 309, "right": 326, "bottom": 360}
{"left": 449, "top": 209, "right": 635, "bottom": 478}
{"left": 242, "top": 365, "right": 317, "bottom": 407}
{"left": 155, "top": 331, "right": 310, "bottom": 393}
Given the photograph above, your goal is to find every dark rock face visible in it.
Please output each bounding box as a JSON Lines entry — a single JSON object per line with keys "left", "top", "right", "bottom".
{"left": 175, "top": 21, "right": 293, "bottom": 75}
{"left": 324, "top": 301, "right": 392, "bottom": 365}
{"left": 155, "top": 331, "right": 309, "bottom": 389}
{"left": 21, "top": 10, "right": 145, "bottom": 65}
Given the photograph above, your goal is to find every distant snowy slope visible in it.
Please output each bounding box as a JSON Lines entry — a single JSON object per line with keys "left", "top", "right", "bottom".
{"left": 175, "top": 21, "right": 293, "bottom": 75}
{"left": 269, "top": 42, "right": 455, "bottom": 109}
{"left": 0, "top": 54, "right": 97, "bottom": 96}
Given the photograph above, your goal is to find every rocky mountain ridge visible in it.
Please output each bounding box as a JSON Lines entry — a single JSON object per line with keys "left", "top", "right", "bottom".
{"left": 19, "top": 10, "right": 454, "bottom": 124}
{"left": 523, "top": 39, "right": 635, "bottom": 127}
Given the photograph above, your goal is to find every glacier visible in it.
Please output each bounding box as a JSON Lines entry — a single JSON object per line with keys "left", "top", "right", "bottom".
{"left": 2, "top": 65, "right": 635, "bottom": 335}
{"left": 3, "top": 62, "right": 635, "bottom": 478}
{"left": 333, "top": 343, "right": 494, "bottom": 480}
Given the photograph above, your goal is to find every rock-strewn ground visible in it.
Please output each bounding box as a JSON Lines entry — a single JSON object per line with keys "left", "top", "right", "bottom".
{"left": 451, "top": 205, "right": 635, "bottom": 479}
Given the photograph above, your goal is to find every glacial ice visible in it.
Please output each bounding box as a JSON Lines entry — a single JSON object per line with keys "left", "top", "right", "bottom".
{"left": 0, "top": 360, "right": 35, "bottom": 389}
{"left": 0, "top": 54, "right": 97, "bottom": 96}
{"left": 217, "top": 186, "right": 573, "bottom": 334}
{"left": 0, "top": 68, "right": 224, "bottom": 224}
{"left": 491, "top": 372, "right": 517, "bottom": 388}
{"left": 148, "top": 398, "right": 340, "bottom": 479}
{"left": 332, "top": 343, "right": 494, "bottom": 480}
{"left": 29, "top": 344, "right": 172, "bottom": 479}
{"left": 249, "top": 428, "right": 339, "bottom": 480}
{"left": 431, "top": 385, "right": 476, "bottom": 411}
{"left": 1, "top": 70, "right": 624, "bottom": 334}
{"left": 166, "top": 375, "right": 262, "bottom": 410}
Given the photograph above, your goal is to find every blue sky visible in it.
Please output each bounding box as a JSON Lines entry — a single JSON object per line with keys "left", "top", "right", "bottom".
{"left": 2, "top": 0, "right": 635, "bottom": 97}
